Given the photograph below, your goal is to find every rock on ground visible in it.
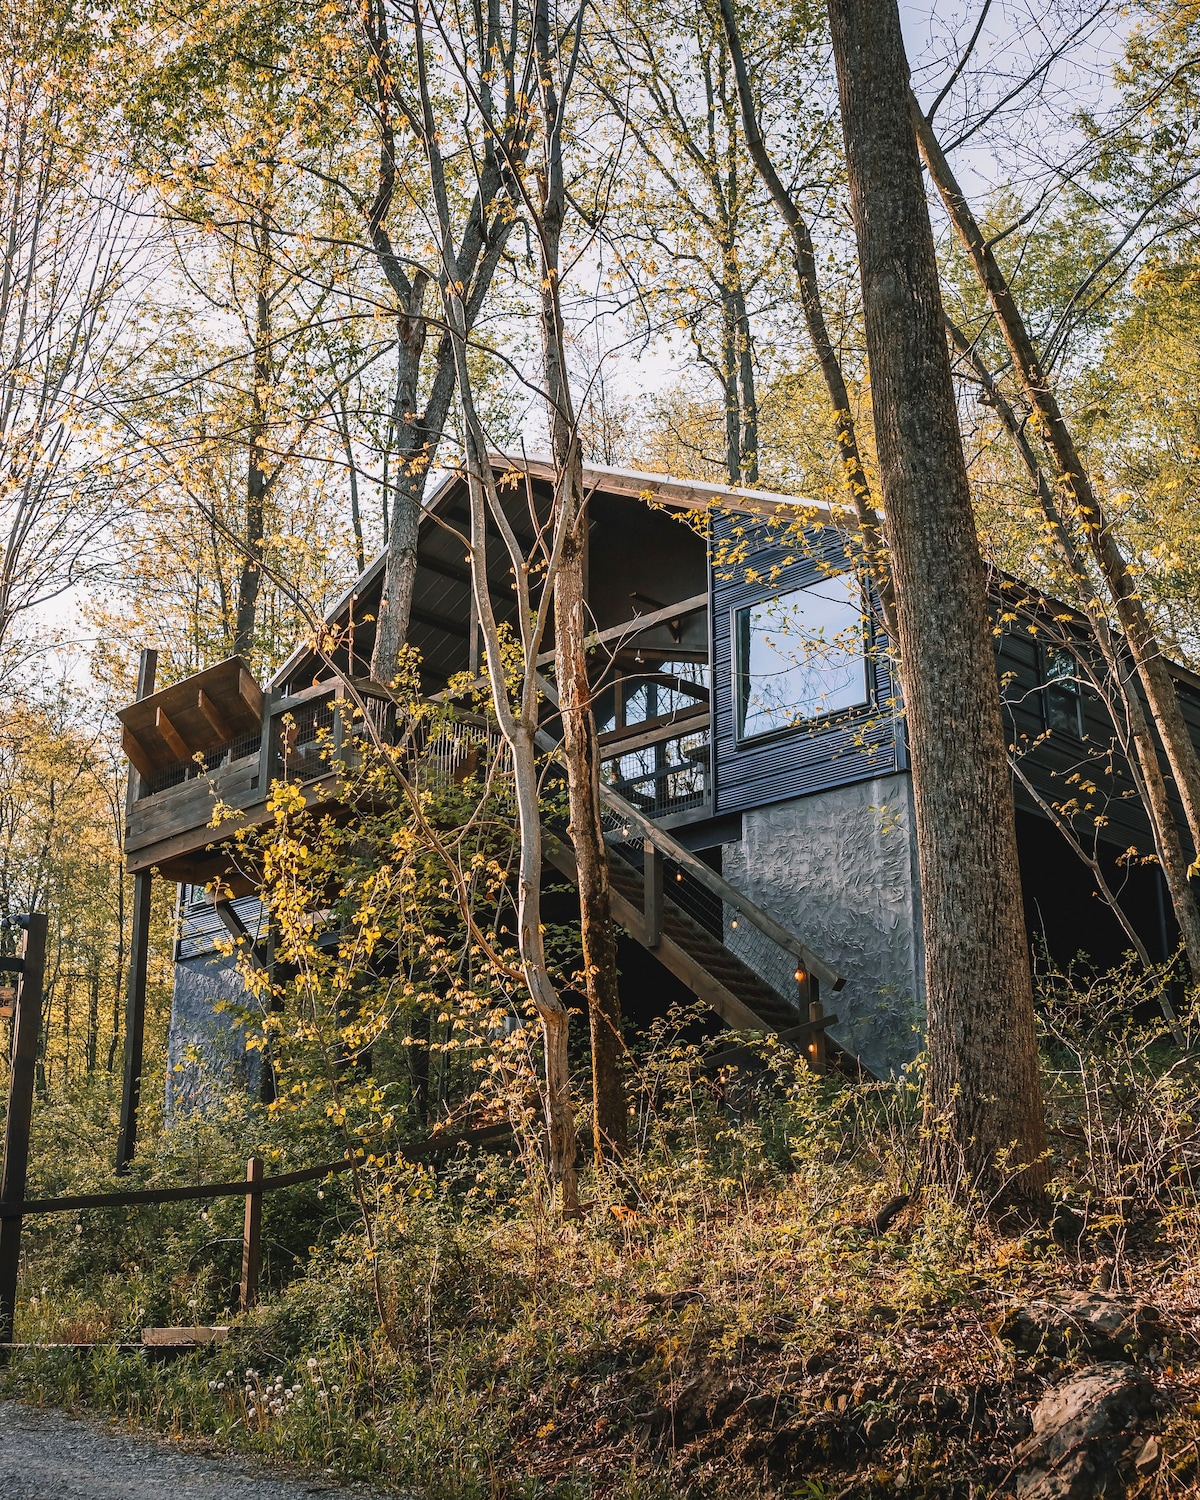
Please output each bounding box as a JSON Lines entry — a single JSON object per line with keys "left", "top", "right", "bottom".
{"left": 0, "top": 1402, "right": 390, "bottom": 1500}
{"left": 1001, "top": 1292, "right": 1166, "bottom": 1361}
{"left": 1015, "top": 1362, "right": 1155, "bottom": 1500}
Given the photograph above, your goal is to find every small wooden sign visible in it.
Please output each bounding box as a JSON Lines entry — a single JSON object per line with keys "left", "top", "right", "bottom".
{"left": 141, "top": 1325, "right": 229, "bottom": 1346}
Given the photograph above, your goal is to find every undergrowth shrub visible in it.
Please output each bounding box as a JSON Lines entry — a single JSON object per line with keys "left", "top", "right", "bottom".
{"left": 3, "top": 962, "right": 1198, "bottom": 1496}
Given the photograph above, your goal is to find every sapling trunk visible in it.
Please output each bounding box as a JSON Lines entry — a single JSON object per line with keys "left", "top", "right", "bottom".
{"left": 534, "top": 0, "right": 628, "bottom": 1162}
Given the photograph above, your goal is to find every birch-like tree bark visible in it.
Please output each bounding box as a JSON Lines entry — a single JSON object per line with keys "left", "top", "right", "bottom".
{"left": 415, "top": 4, "right": 582, "bottom": 1208}
{"left": 361, "top": 0, "right": 526, "bottom": 684}
{"left": 532, "top": 0, "right": 628, "bottom": 1162}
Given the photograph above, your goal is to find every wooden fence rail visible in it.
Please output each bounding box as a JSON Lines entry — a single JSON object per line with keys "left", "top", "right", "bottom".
{"left": 0, "top": 1097, "right": 511, "bottom": 1327}
{"left": 0, "top": 1122, "right": 513, "bottom": 1220}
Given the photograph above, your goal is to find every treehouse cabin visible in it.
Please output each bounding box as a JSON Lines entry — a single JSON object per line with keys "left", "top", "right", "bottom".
{"left": 116, "top": 458, "right": 1200, "bottom": 1123}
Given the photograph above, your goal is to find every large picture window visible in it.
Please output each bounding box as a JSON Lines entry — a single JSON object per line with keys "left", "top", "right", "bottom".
{"left": 734, "top": 572, "right": 869, "bottom": 741}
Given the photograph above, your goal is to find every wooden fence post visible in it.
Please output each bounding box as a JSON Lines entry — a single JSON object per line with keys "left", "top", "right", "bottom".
{"left": 239, "top": 1156, "right": 263, "bottom": 1313}
{"left": 800, "top": 970, "right": 826, "bottom": 1075}
{"left": 0, "top": 913, "right": 47, "bottom": 1343}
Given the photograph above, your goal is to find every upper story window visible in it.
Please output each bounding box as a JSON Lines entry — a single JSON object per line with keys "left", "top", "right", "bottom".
{"left": 734, "top": 571, "right": 870, "bottom": 741}
{"left": 1041, "top": 644, "right": 1085, "bottom": 739}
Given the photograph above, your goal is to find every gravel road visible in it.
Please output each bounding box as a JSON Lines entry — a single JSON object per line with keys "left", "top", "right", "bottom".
{"left": 0, "top": 1402, "right": 392, "bottom": 1499}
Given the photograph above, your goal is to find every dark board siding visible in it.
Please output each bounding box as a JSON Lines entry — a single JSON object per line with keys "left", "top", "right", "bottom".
{"left": 711, "top": 518, "right": 1200, "bottom": 862}
{"left": 712, "top": 520, "right": 900, "bottom": 816}
{"left": 998, "top": 626, "right": 1200, "bottom": 860}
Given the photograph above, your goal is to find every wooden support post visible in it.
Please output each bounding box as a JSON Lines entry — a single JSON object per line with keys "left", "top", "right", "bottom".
{"left": 123, "top": 649, "right": 158, "bottom": 820}
{"left": 115, "top": 871, "right": 152, "bottom": 1174}
{"left": 257, "top": 690, "right": 277, "bottom": 793}
{"left": 239, "top": 1156, "right": 263, "bottom": 1312}
{"left": 799, "top": 970, "right": 825, "bottom": 1075}
{"left": 0, "top": 913, "right": 47, "bottom": 1344}
{"left": 116, "top": 647, "right": 158, "bottom": 1178}
{"left": 644, "top": 841, "right": 663, "bottom": 949}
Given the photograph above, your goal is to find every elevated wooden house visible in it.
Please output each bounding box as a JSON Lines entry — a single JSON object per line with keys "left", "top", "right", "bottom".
{"left": 115, "top": 458, "right": 1200, "bottom": 1140}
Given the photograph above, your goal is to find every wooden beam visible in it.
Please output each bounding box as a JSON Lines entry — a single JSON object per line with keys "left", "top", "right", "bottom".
{"left": 212, "top": 899, "right": 267, "bottom": 972}
{"left": 430, "top": 592, "right": 710, "bottom": 705}
{"left": 0, "top": 913, "right": 47, "bottom": 1343}
{"left": 121, "top": 726, "right": 155, "bottom": 782}
{"left": 238, "top": 667, "right": 264, "bottom": 718}
{"left": 197, "top": 689, "right": 232, "bottom": 740}
{"left": 536, "top": 592, "right": 709, "bottom": 666}
{"left": 599, "top": 708, "right": 709, "bottom": 756}
{"left": 155, "top": 705, "right": 189, "bottom": 762}
{"left": 543, "top": 833, "right": 767, "bottom": 1031}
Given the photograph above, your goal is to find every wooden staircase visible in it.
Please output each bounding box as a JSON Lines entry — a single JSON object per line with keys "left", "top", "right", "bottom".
{"left": 542, "top": 786, "right": 862, "bottom": 1074}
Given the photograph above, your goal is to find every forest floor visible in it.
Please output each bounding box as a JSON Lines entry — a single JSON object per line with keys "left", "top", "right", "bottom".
{"left": 5, "top": 1201, "right": 1199, "bottom": 1499}
{"left": 6, "top": 1015, "right": 1200, "bottom": 1497}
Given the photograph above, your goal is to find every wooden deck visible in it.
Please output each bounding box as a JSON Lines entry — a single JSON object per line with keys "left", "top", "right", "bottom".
{"left": 122, "top": 668, "right": 713, "bottom": 886}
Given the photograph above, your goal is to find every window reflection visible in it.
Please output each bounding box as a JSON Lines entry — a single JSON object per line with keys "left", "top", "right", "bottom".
{"left": 734, "top": 573, "right": 869, "bottom": 740}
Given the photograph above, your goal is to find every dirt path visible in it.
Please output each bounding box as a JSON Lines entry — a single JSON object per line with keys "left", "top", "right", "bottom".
{"left": 0, "top": 1402, "right": 393, "bottom": 1499}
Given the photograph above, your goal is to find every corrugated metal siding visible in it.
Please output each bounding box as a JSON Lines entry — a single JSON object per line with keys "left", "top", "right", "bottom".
{"left": 177, "top": 890, "right": 266, "bottom": 961}
{"left": 712, "top": 520, "right": 899, "bottom": 816}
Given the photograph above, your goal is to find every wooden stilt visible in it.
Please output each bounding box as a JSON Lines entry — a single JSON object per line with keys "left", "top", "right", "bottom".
{"left": 116, "top": 649, "right": 158, "bottom": 1177}
{"left": 115, "top": 871, "right": 152, "bottom": 1173}
{"left": 0, "top": 913, "right": 48, "bottom": 1343}
{"left": 239, "top": 1157, "right": 263, "bottom": 1312}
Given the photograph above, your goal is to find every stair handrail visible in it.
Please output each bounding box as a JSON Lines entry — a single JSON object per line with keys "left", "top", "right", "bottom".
{"left": 530, "top": 671, "right": 844, "bottom": 994}
{"left": 595, "top": 781, "right": 845, "bottom": 993}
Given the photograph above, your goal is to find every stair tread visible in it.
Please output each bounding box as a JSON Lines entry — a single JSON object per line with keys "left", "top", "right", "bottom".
{"left": 608, "top": 852, "right": 801, "bottom": 1026}
{"left": 553, "top": 830, "right": 810, "bottom": 1033}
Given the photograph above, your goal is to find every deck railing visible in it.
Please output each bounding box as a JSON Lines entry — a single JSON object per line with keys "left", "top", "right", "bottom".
{"left": 599, "top": 710, "right": 711, "bottom": 819}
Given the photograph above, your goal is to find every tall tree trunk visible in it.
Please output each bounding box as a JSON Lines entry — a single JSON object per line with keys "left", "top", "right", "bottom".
{"left": 826, "top": 0, "right": 1048, "bottom": 1209}
{"left": 370, "top": 308, "right": 427, "bottom": 682}
{"left": 536, "top": 0, "right": 628, "bottom": 1162}
{"left": 732, "top": 281, "right": 758, "bottom": 484}
{"left": 719, "top": 268, "right": 742, "bottom": 485}
{"left": 86, "top": 968, "right": 99, "bottom": 1074}
{"left": 418, "top": 10, "right": 581, "bottom": 1207}
{"left": 233, "top": 207, "right": 271, "bottom": 659}
{"left": 913, "top": 104, "right": 1200, "bottom": 877}
{"left": 361, "top": 0, "right": 521, "bottom": 685}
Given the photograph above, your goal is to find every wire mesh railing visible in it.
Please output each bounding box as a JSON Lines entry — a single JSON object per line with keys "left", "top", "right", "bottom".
{"left": 407, "top": 713, "right": 512, "bottom": 791}
{"left": 599, "top": 723, "right": 710, "bottom": 817}
{"left": 142, "top": 730, "right": 263, "bottom": 797}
